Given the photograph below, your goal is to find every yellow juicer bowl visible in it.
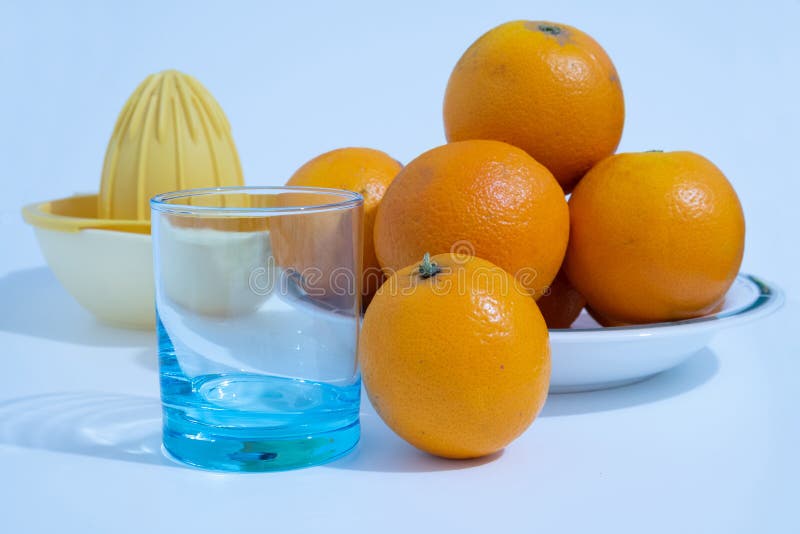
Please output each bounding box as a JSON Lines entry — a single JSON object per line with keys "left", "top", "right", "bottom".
{"left": 22, "top": 194, "right": 154, "bottom": 329}
{"left": 22, "top": 70, "right": 245, "bottom": 329}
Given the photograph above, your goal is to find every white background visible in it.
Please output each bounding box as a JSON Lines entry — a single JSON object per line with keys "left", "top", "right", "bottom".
{"left": 1, "top": 1, "right": 798, "bottom": 533}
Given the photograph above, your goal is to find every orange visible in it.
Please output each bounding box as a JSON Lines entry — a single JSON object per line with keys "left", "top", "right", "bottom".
{"left": 286, "top": 147, "right": 402, "bottom": 306}
{"left": 359, "top": 253, "right": 551, "bottom": 459}
{"left": 443, "top": 20, "right": 624, "bottom": 192}
{"left": 536, "top": 269, "right": 585, "bottom": 329}
{"left": 373, "top": 140, "right": 569, "bottom": 298}
{"left": 565, "top": 151, "right": 745, "bottom": 325}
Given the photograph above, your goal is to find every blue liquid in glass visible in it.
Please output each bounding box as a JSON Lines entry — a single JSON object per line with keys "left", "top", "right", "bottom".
{"left": 158, "top": 313, "right": 360, "bottom": 471}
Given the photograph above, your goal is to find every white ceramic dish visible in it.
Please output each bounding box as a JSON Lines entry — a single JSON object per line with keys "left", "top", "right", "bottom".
{"left": 549, "top": 274, "right": 783, "bottom": 393}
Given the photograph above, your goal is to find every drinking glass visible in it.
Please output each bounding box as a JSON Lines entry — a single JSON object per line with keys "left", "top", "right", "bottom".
{"left": 151, "top": 186, "right": 363, "bottom": 471}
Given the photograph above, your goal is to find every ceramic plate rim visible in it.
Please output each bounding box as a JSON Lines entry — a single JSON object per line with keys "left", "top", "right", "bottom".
{"left": 549, "top": 273, "right": 784, "bottom": 343}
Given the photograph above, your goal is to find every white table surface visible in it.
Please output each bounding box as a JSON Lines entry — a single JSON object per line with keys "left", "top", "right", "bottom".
{"left": 1, "top": 1, "right": 798, "bottom": 532}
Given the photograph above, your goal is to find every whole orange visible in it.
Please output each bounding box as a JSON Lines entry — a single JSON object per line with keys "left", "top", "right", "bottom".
{"left": 565, "top": 151, "right": 745, "bottom": 325}
{"left": 359, "top": 253, "right": 551, "bottom": 459}
{"left": 536, "top": 269, "right": 585, "bottom": 329}
{"left": 443, "top": 20, "right": 625, "bottom": 192}
{"left": 286, "top": 147, "right": 402, "bottom": 306}
{"left": 373, "top": 140, "right": 569, "bottom": 298}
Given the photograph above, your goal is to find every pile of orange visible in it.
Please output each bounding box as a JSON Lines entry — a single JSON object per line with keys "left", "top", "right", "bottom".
{"left": 285, "top": 20, "right": 745, "bottom": 459}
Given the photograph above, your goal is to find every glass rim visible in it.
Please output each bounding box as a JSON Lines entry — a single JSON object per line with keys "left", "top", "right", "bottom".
{"left": 150, "top": 186, "right": 363, "bottom": 216}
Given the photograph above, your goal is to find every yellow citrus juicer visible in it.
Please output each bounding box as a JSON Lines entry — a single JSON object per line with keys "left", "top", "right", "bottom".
{"left": 22, "top": 70, "right": 245, "bottom": 329}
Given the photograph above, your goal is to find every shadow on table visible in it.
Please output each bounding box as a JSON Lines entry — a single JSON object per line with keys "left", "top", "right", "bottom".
{"left": 0, "top": 392, "right": 177, "bottom": 468}
{"left": 0, "top": 267, "right": 153, "bottom": 347}
{"left": 133, "top": 347, "right": 159, "bottom": 373}
{"left": 325, "top": 407, "right": 503, "bottom": 474}
{"left": 541, "top": 348, "right": 720, "bottom": 417}
{"left": 0, "top": 391, "right": 501, "bottom": 474}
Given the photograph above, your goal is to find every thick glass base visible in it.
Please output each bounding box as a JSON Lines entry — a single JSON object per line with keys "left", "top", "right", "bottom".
{"left": 162, "top": 410, "right": 360, "bottom": 472}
